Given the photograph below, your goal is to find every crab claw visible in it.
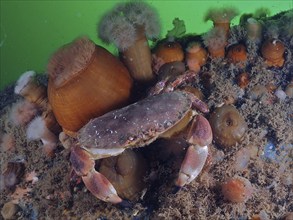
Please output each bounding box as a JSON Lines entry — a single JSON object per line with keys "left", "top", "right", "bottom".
{"left": 175, "top": 115, "right": 212, "bottom": 188}
{"left": 70, "top": 145, "right": 123, "bottom": 204}
{"left": 82, "top": 170, "right": 123, "bottom": 204}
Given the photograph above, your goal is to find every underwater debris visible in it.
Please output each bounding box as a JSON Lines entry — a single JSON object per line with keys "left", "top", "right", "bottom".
{"left": 26, "top": 116, "right": 58, "bottom": 157}
{"left": 98, "top": 1, "right": 160, "bottom": 82}
{"left": 9, "top": 100, "right": 38, "bottom": 126}
{"left": 234, "top": 147, "right": 251, "bottom": 171}
{"left": 14, "top": 71, "right": 47, "bottom": 109}
{"left": 261, "top": 141, "right": 292, "bottom": 164}
{"left": 3, "top": 161, "right": 25, "bottom": 191}
{"left": 166, "top": 18, "right": 186, "bottom": 39}
{"left": 25, "top": 171, "right": 38, "bottom": 184}
{"left": 0, "top": 133, "right": 15, "bottom": 152}
{"left": 11, "top": 187, "right": 32, "bottom": 204}
{"left": 14, "top": 71, "right": 60, "bottom": 134}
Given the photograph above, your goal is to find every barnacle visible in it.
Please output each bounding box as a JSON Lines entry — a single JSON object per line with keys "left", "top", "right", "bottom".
{"left": 209, "top": 105, "right": 247, "bottom": 148}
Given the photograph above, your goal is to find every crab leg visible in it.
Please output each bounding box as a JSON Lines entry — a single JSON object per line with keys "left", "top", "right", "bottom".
{"left": 189, "top": 94, "right": 209, "bottom": 114}
{"left": 70, "top": 145, "right": 123, "bottom": 204}
{"left": 176, "top": 115, "right": 212, "bottom": 188}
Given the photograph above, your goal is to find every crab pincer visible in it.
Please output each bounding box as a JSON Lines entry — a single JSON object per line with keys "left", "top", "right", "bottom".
{"left": 175, "top": 115, "right": 212, "bottom": 189}
{"left": 70, "top": 145, "right": 125, "bottom": 205}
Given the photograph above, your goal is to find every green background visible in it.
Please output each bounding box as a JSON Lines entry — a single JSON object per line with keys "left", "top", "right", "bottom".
{"left": 0, "top": 0, "right": 292, "bottom": 90}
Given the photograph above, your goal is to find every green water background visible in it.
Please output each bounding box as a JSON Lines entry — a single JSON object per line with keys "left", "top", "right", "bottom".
{"left": 0, "top": 0, "right": 292, "bottom": 90}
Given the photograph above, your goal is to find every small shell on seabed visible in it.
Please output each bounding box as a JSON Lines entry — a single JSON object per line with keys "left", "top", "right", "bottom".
{"left": 1, "top": 202, "right": 20, "bottom": 220}
{"left": 209, "top": 105, "right": 247, "bottom": 148}
{"left": 3, "top": 162, "right": 25, "bottom": 190}
{"left": 221, "top": 176, "right": 253, "bottom": 203}
{"left": 0, "top": 133, "right": 16, "bottom": 152}
{"left": 248, "top": 85, "right": 268, "bottom": 100}
{"left": 274, "top": 89, "right": 287, "bottom": 101}
{"left": 99, "top": 149, "right": 148, "bottom": 201}
{"left": 285, "top": 82, "right": 293, "bottom": 98}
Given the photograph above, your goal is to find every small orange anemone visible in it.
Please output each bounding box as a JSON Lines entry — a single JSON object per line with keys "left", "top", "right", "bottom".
{"left": 185, "top": 42, "right": 208, "bottom": 72}
{"left": 237, "top": 72, "right": 250, "bottom": 89}
{"left": 222, "top": 176, "right": 253, "bottom": 203}
{"left": 261, "top": 39, "right": 285, "bottom": 67}
{"left": 226, "top": 44, "right": 247, "bottom": 66}
{"left": 204, "top": 7, "right": 239, "bottom": 38}
{"left": 154, "top": 41, "right": 184, "bottom": 65}
{"left": 203, "top": 27, "right": 227, "bottom": 58}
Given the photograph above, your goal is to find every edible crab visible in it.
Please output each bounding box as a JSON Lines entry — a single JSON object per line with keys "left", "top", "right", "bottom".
{"left": 70, "top": 89, "right": 213, "bottom": 205}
